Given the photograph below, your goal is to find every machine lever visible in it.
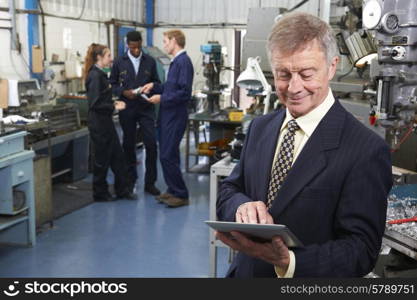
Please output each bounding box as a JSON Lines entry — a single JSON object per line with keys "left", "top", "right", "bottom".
{"left": 387, "top": 216, "right": 417, "bottom": 224}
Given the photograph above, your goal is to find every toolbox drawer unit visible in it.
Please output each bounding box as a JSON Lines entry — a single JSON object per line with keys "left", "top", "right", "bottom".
{"left": 0, "top": 131, "right": 36, "bottom": 246}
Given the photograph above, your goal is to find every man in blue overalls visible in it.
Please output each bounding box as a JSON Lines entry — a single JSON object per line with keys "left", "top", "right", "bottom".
{"left": 110, "top": 31, "right": 161, "bottom": 196}
{"left": 142, "top": 30, "right": 194, "bottom": 207}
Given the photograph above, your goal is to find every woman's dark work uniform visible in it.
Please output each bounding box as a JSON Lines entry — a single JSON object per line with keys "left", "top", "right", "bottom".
{"left": 86, "top": 65, "right": 132, "bottom": 201}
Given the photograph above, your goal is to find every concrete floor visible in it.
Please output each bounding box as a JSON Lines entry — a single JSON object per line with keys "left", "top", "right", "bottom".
{"left": 0, "top": 143, "right": 231, "bottom": 277}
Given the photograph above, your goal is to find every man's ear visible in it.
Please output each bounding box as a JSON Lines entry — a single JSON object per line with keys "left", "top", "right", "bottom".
{"left": 327, "top": 56, "right": 339, "bottom": 81}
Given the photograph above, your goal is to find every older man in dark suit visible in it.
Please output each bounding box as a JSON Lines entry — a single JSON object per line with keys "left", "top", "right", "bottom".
{"left": 216, "top": 12, "right": 392, "bottom": 278}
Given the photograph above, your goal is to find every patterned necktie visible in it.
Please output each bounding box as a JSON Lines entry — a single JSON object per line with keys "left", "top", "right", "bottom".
{"left": 267, "top": 119, "right": 300, "bottom": 208}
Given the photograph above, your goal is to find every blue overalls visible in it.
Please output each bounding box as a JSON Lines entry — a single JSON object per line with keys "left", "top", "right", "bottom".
{"left": 153, "top": 51, "right": 194, "bottom": 199}
{"left": 110, "top": 52, "right": 160, "bottom": 189}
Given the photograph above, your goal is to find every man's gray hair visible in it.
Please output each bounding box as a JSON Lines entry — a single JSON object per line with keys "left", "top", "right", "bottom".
{"left": 267, "top": 12, "right": 338, "bottom": 65}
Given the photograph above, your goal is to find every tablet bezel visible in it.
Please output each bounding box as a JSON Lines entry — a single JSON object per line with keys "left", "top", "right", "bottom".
{"left": 206, "top": 220, "right": 303, "bottom": 248}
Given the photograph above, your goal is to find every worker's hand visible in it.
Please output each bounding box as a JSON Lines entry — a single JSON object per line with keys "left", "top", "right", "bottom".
{"left": 147, "top": 95, "right": 161, "bottom": 104}
{"left": 236, "top": 201, "right": 274, "bottom": 224}
{"left": 141, "top": 82, "right": 154, "bottom": 94}
{"left": 122, "top": 89, "right": 137, "bottom": 100}
{"left": 114, "top": 101, "right": 126, "bottom": 111}
{"left": 216, "top": 231, "right": 290, "bottom": 271}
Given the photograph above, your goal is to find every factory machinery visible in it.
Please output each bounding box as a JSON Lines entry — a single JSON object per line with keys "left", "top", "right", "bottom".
{"left": 1, "top": 79, "right": 88, "bottom": 182}
{"left": 232, "top": 3, "right": 417, "bottom": 276}
{"left": 361, "top": 0, "right": 417, "bottom": 277}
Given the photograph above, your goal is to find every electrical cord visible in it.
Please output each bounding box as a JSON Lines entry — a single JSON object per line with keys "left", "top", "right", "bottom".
{"left": 288, "top": 0, "right": 310, "bottom": 12}
{"left": 337, "top": 64, "right": 354, "bottom": 82}
{"left": 37, "top": 0, "right": 87, "bottom": 21}
{"left": 391, "top": 127, "right": 415, "bottom": 153}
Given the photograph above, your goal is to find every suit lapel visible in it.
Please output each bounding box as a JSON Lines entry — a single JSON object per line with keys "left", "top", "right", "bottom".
{"left": 258, "top": 110, "right": 286, "bottom": 202}
{"left": 269, "top": 100, "right": 346, "bottom": 216}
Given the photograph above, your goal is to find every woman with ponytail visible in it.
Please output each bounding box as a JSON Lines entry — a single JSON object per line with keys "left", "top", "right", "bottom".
{"left": 84, "top": 43, "right": 135, "bottom": 201}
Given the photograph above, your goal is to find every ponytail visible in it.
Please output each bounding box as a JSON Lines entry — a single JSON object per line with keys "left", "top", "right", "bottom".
{"left": 83, "top": 43, "right": 108, "bottom": 81}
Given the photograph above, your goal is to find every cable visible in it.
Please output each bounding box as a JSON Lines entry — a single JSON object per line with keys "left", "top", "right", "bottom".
{"left": 6, "top": 29, "right": 32, "bottom": 77}
{"left": 9, "top": 46, "right": 26, "bottom": 79}
{"left": 337, "top": 64, "right": 354, "bottom": 82}
{"left": 36, "top": 0, "right": 89, "bottom": 22}
{"left": 75, "top": 0, "right": 87, "bottom": 20}
{"left": 155, "top": 22, "right": 246, "bottom": 28}
{"left": 288, "top": 0, "right": 310, "bottom": 12}
{"left": 391, "top": 127, "right": 415, "bottom": 153}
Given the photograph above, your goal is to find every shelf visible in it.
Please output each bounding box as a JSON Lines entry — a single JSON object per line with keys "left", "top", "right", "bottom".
{"left": 211, "top": 238, "right": 228, "bottom": 248}
{"left": 5, "top": 206, "right": 28, "bottom": 216}
{"left": 188, "top": 164, "right": 211, "bottom": 174}
{"left": 188, "top": 152, "right": 213, "bottom": 157}
{"left": 0, "top": 215, "right": 28, "bottom": 231}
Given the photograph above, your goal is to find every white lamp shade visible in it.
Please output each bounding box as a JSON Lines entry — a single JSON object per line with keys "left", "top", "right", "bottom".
{"left": 355, "top": 53, "right": 377, "bottom": 68}
{"left": 236, "top": 66, "right": 263, "bottom": 89}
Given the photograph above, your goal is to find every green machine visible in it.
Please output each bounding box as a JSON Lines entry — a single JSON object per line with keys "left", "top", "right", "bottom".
{"left": 142, "top": 46, "right": 171, "bottom": 84}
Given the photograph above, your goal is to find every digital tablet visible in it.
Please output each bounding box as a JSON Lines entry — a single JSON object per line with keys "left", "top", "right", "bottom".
{"left": 205, "top": 221, "right": 303, "bottom": 248}
{"left": 140, "top": 93, "right": 150, "bottom": 101}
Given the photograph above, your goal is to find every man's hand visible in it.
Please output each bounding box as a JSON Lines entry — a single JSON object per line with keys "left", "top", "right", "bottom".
{"left": 114, "top": 101, "right": 126, "bottom": 111}
{"left": 218, "top": 201, "right": 290, "bottom": 271}
{"left": 216, "top": 231, "right": 290, "bottom": 271}
{"left": 141, "top": 82, "right": 154, "bottom": 94}
{"left": 122, "top": 89, "right": 137, "bottom": 100}
{"left": 147, "top": 95, "right": 161, "bottom": 104}
{"left": 236, "top": 201, "right": 274, "bottom": 224}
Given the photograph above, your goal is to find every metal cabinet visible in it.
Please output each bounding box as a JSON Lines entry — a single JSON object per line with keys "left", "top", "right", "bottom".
{"left": 0, "top": 131, "right": 36, "bottom": 247}
{"left": 209, "top": 156, "right": 236, "bottom": 277}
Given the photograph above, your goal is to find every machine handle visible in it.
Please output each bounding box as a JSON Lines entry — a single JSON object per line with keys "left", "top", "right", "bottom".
{"left": 17, "top": 171, "right": 24, "bottom": 177}
{"left": 387, "top": 216, "right": 417, "bottom": 224}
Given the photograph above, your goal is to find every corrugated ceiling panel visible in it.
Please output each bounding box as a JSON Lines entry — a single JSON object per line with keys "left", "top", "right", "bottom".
{"left": 156, "top": 0, "right": 322, "bottom": 24}
{"left": 40, "top": 0, "right": 143, "bottom": 22}
{"left": 34, "top": 0, "right": 321, "bottom": 24}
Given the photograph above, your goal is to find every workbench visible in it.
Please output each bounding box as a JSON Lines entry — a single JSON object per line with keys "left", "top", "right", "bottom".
{"left": 185, "top": 113, "right": 240, "bottom": 173}
{"left": 0, "top": 131, "right": 36, "bottom": 247}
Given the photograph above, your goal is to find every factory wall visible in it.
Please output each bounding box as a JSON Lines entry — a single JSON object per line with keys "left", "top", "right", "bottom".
{"left": 0, "top": 0, "right": 30, "bottom": 79}
{"left": 155, "top": 0, "right": 322, "bottom": 24}
{"left": 0, "top": 0, "right": 144, "bottom": 84}
{"left": 0, "top": 0, "right": 329, "bottom": 98}
{"left": 41, "top": 0, "right": 144, "bottom": 23}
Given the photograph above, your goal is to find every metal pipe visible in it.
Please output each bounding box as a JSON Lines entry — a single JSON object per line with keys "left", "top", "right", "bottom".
{"left": 8, "top": 0, "right": 17, "bottom": 50}
{"left": 145, "top": 0, "right": 154, "bottom": 47}
{"left": 38, "top": 0, "right": 47, "bottom": 62}
{"left": 233, "top": 30, "right": 241, "bottom": 107}
{"left": 381, "top": 78, "right": 392, "bottom": 117}
{"left": 0, "top": 7, "right": 39, "bottom": 14}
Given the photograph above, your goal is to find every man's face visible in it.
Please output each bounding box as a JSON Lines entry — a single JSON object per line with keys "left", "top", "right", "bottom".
{"left": 128, "top": 40, "right": 142, "bottom": 57}
{"left": 163, "top": 36, "right": 175, "bottom": 55}
{"left": 271, "top": 40, "right": 338, "bottom": 118}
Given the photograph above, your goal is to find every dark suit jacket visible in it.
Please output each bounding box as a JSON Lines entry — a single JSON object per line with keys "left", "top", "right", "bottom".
{"left": 109, "top": 52, "right": 160, "bottom": 109}
{"left": 86, "top": 65, "right": 114, "bottom": 116}
{"left": 217, "top": 99, "right": 393, "bottom": 278}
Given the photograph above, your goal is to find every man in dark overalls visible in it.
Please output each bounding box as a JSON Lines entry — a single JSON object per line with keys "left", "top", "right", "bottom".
{"left": 142, "top": 30, "right": 194, "bottom": 207}
{"left": 110, "top": 31, "right": 161, "bottom": 196}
